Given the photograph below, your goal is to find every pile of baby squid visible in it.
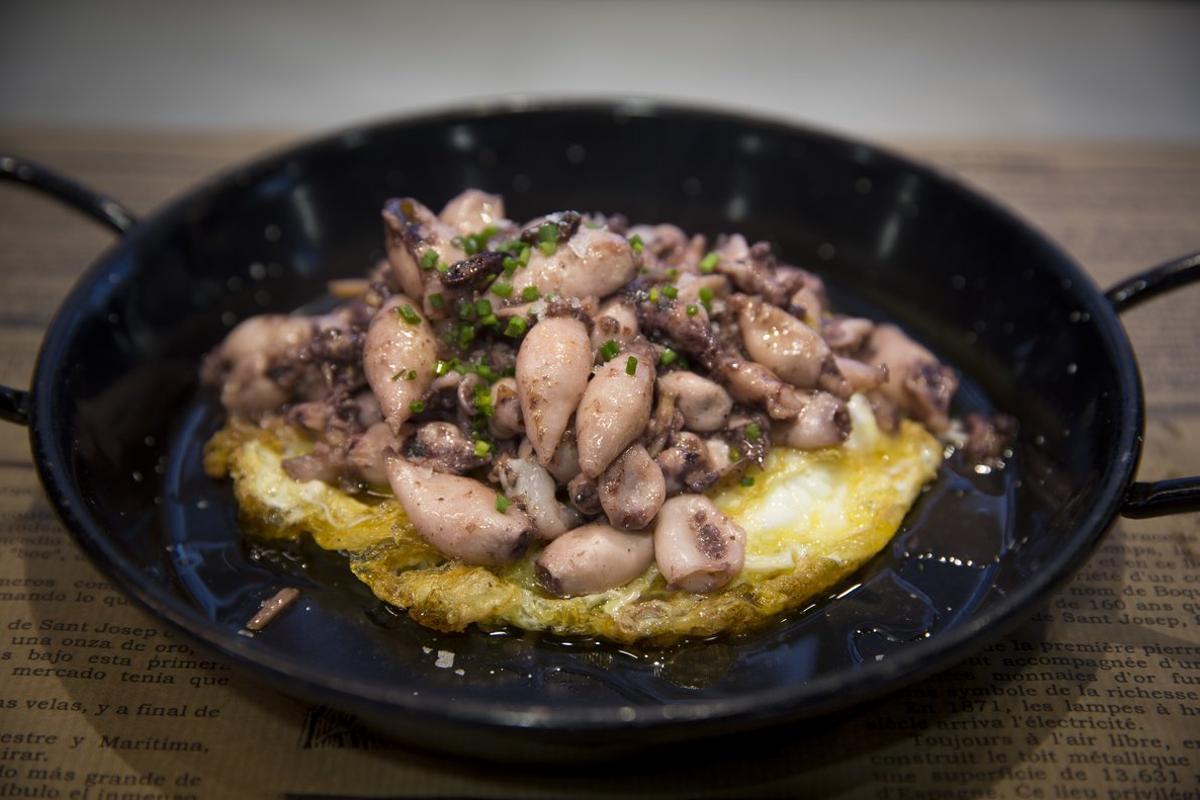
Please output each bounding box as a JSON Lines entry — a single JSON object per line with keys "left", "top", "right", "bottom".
{"left": 203, "top": 189, "right": 993, "bottom": 599}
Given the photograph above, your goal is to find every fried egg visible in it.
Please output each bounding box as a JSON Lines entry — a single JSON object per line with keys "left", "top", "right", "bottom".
{"left": 206, "top": 395, "right": 940, "bottom": 645}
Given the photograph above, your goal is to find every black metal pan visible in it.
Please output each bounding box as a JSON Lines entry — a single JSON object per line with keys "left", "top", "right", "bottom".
{"left": 2, "top": 101, "right": 1197, "bottom": 761}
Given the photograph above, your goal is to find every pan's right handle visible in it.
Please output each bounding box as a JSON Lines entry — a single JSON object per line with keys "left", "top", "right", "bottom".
{"left": 1105, "top": 251, "right": 1200, "bottom": 518}
{"left": 0, "top": 154, "right": 139, "bottom": 427}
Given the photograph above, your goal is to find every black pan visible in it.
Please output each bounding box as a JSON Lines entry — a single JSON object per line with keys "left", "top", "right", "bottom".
{"left": 2, "top": 101, "right": 1197, "bottom": 761}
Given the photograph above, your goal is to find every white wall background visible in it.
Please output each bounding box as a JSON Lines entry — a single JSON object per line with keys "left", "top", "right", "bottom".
{"left": 2, "top": 0, "right": 1198, "bottom": 140}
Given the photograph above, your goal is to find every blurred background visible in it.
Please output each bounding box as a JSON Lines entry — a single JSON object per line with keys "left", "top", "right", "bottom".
{"left": 2, "top": 0, "right": 1198, "bottom": 141}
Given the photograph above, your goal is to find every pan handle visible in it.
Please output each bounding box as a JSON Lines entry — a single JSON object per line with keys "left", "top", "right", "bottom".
{"left": 1105, "top": 251, "right": 1200, "bottom": 518}
{"left": 0, "top": 154, "right": 138, "bottom": 427}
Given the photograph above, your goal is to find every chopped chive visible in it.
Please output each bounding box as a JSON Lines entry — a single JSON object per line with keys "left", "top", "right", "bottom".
{"left": 599, "top": 339, "right": 620, "bottom": 362}
{"left": 745, "top": 422, "right": 762, "bottom": 441}
{"left": 699, "top": 251, "right": 720, "bottom": 273}
{"left": 662, "top": 285, "right": 678, "bottom": 300}
{"left": 397, "top": 305, "right": 421, "bottom": 325}
{"left": 698, "top": 286, "right": 715, "bottom": 306}
{"left": 409, "top": 399, "right": 426, "bottom": 414}
{"left": 538, "top": 240, "right": 556, "bottom": 256}
{"left": 428, "top": 292, "right": 445, "bottom": 310}
{"left": 625, "top": 356, "right": 638, "bottom": 376}
{"left": 436, "top": 260, "right": 450, "bottom": 274}
{"left": 504, "top": 316, "right": 528, "bottom": 338}
{"left": 729, "top": 446, "right": 741, "bottom": 462}
{"left": 740, "top": 475, "right": 755, "bottom": 487}
{"left": 659, "top": 348, "right": 678, "bottom": 366}
{"left": 498, "top": 238, "right": 522, "bottom": 254}
{"left": 502, "top": 256, "right": 518, "bottom": 275}
{"left": 462, "top": 225, "right": 497, "bottom": 256}
{"left": 665, "top": 267, "right": 679, "bottom": 280}
{"left": 491, "top": 281, "right": 513, "bottom": 298}
{"left": 480, "top": 314, "right": 499, "bottom": 327}
{"left": 419, "top": 249, "right": 439, "bottom": 270}
{"left": 474, "top": 384, "right": 494, "bottom": 417}
{"left": 495, "top": 495, "right": 509, "bottom": 512}
{"left": 517, "top": 244, "right": 532, "bottom": 266}
{"left": 629, "top": 233, "right": 644, "bottom": 253}
{"left": 458, "top": 325, "right": 476, "bottom": 348}
{"left": 473, "top": 439, "right": 492, "bottom": 457}
{"left": 522, "top": 285, "right": 540, "bottom": 302}
{"left": 475, "top": 298, "right": 493, "bottom": 317}
{"left": 686, "top": 304, "right": 699, "bottom": 317}
{"left": 405, "top": 369, "right": 417, "bottom": 381}
{"left": 537, "top": 222, "right": 558, "bottom": 243}
{"left": 457, "top": 300, "right": 476, "bottom": 320}
{"left": 649, "top": 287, "right": 660, "bottom": 303}
{"left": 434, "top": 359, "right": 452, "bottom": 377}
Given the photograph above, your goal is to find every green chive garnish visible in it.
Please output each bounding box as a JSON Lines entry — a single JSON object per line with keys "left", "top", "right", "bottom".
{"left": 729, "top": 446, "right": 741, "bottom": 461}
{"left": 474, "top": 439, "right": 492, "bottom": 457}
{"left": 397, "top": 305, "right": 421, "bottom": 325}
{"left": 625, "top": 356, "right": 638, "bottom": 376}
{"left": 698, "top": 287, "right": 714, "bottom": 309}
{"left": 662, "top": 285, "right": 678, "bottom": 300}
{"left": 496, "top": 495, "right": 509, "bottom": 512}
{"left": 659, "top": 348, "right": 678, "bottom": 366}
{"left": 537, "top": 222, "right": 558, "bottom": 243}
{"left": 476, "top": 298, "right": 493, "bottom": 317}
{"left": 491, "top": 281, "right": 513, "bottom": 298}
{"left": 740, "top": 475, "right": 755, "bottom": 487}
{"left": 599, "top": 340, "right": 620, "bottom": 362}
{"left": 419, "top": 249, "right": 439, "bottom": 270}
{"left": 409, "top": 399, "right": 426, "bottom": 414}
{"left": 434, "top": 359, "right": 452, "bottom": 377}
{"left": 522, "top": 285, "right": 540, "bottom": 302}
{"left": 502, "top": 256, "right": 518, "bottom": 275}
{"left": 428, "top": 292, "right": 445, "bottom": 310}
{"left": 699, "top": 252, "right": 719, "bottom": 273}
{"left": 517, "top": 244, "right": 532, "bottom": 266}
{"left": 474, "top": 385, "right": 494, "bottom": 417}
{"left": 649, "top": 287, "right": 661, "bottom": 303}
{"left": 745, "top": 422, "right": 762, "bottom": 441}
{"left": 538, "top": 241, "right": 556, "bottom": 256}
{"left": 504, "top": 316, "right": 528, "bottom": 338}
{"left": 629, "top": 234, "right": 644, "bottom": 253}
{"left": 686, "top": 304, "right": 699, "bottom": 317}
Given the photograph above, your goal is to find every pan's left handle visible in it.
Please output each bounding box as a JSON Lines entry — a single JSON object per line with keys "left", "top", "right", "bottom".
{"left": 0, "top": 154, "right": 138, "bottom": 427}
{"left": 1106, "top": 251, "right": 1200, "bottom": 518}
